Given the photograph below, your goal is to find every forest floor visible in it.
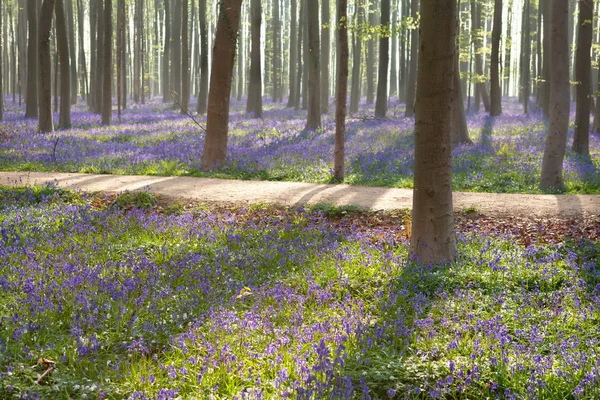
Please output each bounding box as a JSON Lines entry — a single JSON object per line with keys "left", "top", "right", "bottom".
{"left": 1, "top": 170, "right": 599, "bottom": 219}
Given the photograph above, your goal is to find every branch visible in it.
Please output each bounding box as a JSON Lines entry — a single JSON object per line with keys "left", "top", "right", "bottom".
{"left": 171, "top": 90, "right": 207, "bottom": 133}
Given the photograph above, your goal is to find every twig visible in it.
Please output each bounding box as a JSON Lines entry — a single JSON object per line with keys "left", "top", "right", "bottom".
{"left": 52, "top": 137, "right": 61, "bottom": 163}
{"left": 171, "top": 90, "right": 207, "bottom": 133}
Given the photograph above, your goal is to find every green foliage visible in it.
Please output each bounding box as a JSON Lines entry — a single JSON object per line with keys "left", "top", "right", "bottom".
{"left": 112, "top": 191, "right": 158, "bottom": 210}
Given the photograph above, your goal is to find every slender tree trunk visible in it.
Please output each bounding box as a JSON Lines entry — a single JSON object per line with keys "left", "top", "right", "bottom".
{"left": 452, "top": 44, "right": 471, "bottom": 144}
{"left": 0, "top": 0, "right": 3, "bottom": 122}
{"left": 287, "top": 0, "right": 298, "bottom": 107}
{"left": 65, "top": 0, "right": 77, "bottom": 103}
{"left": 236, "top": 4, "right": 244, "bottom": 100}
{"left": 349, "top": 0, "right": 362, "bottom": 113}
{"left": 247, "top": 0, "right": 263, "bottom": 117}
{"left": 390, "top": 4, "right": 397, "bottom": 97}
{"left": 489, "top": 0, "right": 502, "bottom": 115}
{"left": 302, "top": 0, "right": 309, "bottom": 110}
{"left": 411, "top": 0, "right": 457, "bottom": 264}
{"left": 306, "top": 0, "right": 321, "bottom": 130}
{"left": 140, "top": 0, "right": 145, "bottom": 104}
{"left": 321, "top": 0, "right": 330, "bottom": 112}
{"left": 404, "top": 0, "right": 418, "bottom": 117}
{"left": 375, "top": 0, "right": 390, "bottom": 118}
{"left": 398, "top": 0, "right": 408, "bottom": 104}
{"left": 25, "top": 0, "right": 38, "bottom": 118}
{"left": 77, "top": 0, "right": 88, "bottom": 100}
{"left": 117, "top": 0, "right": 124, "bottom": 119}
{"left": 56, "top": 0, "right": 71, "bottom": 127}
{"left": 470, "top": 0, "right": 489, "bottom": 112}
{"left": 272, "top": 0, "right": 281, "bottom": 102}
{"left": 200, "top": 0, "right": 243, "bottom": 170}
{"left": 572, "top": 0, "right": 594, "bottom": 155}
{"left": 162, "top": 0, "right": 170, "bottom": 102}
{"left": 181, "top": 0, "right": 189, "bottom": 113}
{"left": 102, "top": 0, "right": 112, "bottom": 125}
{"left": 294, "top": 0, "right": 305, "bottom": 110}
{"left": 134, "top": 0, "right": 140, "bottom": 103}
{"left": 171, "top": 0, "right": 181, "bottom": 104}
{"left": 196, "top": 0, "right": 208, "bottom": 113}
{"left": 38, "top": 0, "right": 56, "bottom": 132}
{"left": 89, "top": 0, "right": 97, "bottom": 108}
{"left": 365, "top": 0, "right": 375, "bottom": 105}
{"left": 541, "top": 0, "right": 551, "bottom": 116}
{"left": 334, "top": 0, "right": 348, "bottom": 180}
{"left": 540, "top": 0, "right": 570, "bottom": 191}
{"left": 594, "top": 60, "right": 600, "bottom": 133}
{"left": 521, "top": 0, "right": 531, "bottom": 113}
{"left": 94, "top": 0, "right": 105, "bottom": 114}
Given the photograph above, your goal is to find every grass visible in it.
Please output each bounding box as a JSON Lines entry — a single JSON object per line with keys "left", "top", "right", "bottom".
{"left": 0, "top": 186, "right": 599, "bottom": 399}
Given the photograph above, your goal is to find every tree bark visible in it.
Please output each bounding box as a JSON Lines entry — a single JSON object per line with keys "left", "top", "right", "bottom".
{"left": 171, "top": 0, "right": 181, "bottom": 104}
{"left": 321, "top": 0, "right": 330, "bottom": 112}
{"left": 56, "top": 0, "right": 71, "bottom": 127}
{"left": 521, "top": 0, "right": 531, "bottom": 113}
{"left": 334, "top": 0, "right": 348, "bottom": 180}
{"left": 117, "top": 0, "right": 124, "bottom": 119}
{"left": 0, "top": 0, "right": 3, "bottom": 122}
{"left": 236, "top": 4, "right": 244, "bottom": 101}
{"left": 134, "top": 0, "right": 141, "bottom": 102}
{"left": 541, "top": 0, "right": 551, "bottom": 116}
{"left": 306, "top": 0, "right": 321, "bottom": 130}
{"left": 390, "top": 5, "right": 397, "bottom": 97}
{"left": 365, "top": 0, "right": 375, "bottom": 105}
{"left": 375, "top": 0, "right": 390, "bottom": 118}
{"left": 294, "top": 0, "right": 305, "bottom": 110}
{"left": 200, "top": 0, "right": 243, "bottom": 170}
{"left": 102, "top": 0, "right": 112, "bottom": 125}
{"left": 404, "top": 0, "right": 418, "bottom": 117}
{"left": 94, "top": 0, "right": 105, "bottom": 114}
{"left": 411, "top": 0, "right": 457, "bottom": 264}
{"left": 25, "top": 0, "right": 38, "bottom": 118}
{"left": 196, "top": 0, "right": 208, "bottom": 114}
{"left": 65, "top": 0, "right": 77, "bottom": 103}
{"left": 572, "top": 0, "right": 594, "bottom": 155}
{"left": 38, "top": 0, "right": 56, "bottom": 132}
{"left": 181, "top": 0, "right": 189, "bottom": 113}
{"left": 489, "top": 0, "right": 502, "bottom": 115}
{"left": 287, "top": 0, "right": 298, "bottom": 107}
{"left": 452, "top": 44, "right": 471, "bottom": 144}
{"left": 162, "top": 0, "right": 170, "bottom": 102}
{"left": 247, "top": 0, "right": 262, "bottom": 117}
{"left": 273, "top": 0, "right": 281, "bottom": 102}
{"left": 77, "top": 0, "right": 88, "bottom": 100}
{"left": 540, "top": 0, "right": 570, "bottom": 191}
{"left": 470, "top": 0, "right": 490, "bottom": 112}
{"left": 594, "top": 54, "right": 600, "bottom": 133}
{"left": 349, "top": 0, "right": 362, "bottom": 113}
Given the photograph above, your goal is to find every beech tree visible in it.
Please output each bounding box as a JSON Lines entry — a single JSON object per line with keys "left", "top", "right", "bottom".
{"left": 38, "top": 0, "right": 56, "bottom": 132}
{"left": 489, "top": 0, "right": 502, "bottom": 116}
{"left": 247, "top": 0, "right": 262, "bottom": 118}
{"left": 540, "top": 0, "right": 570, "bottom": 191}
{"left": 305, "top": 0, "right": 321, "bottom": 130}
{"left": 404, "top": 0, "right": 418, "bottom": 118}
{"left": 470, "top": 0, "right": 490, "bottom": 112}
{"left": 334, "top": 0, "right": 348, "bottom": 180}
{"left": 196, "top": 0, "right": 208, "bottom": 114}
{"left": 56, "top": 0, "right": 71, "bottom": 127}
{"left": 349, "top": 0, "right": 363, "bottom": 114}
{"left": 102, "top": 0, "right": 112, "bottom": 125}
{"left": 374, "top": 0, "right": 389, "bottom": 119}
{"left": 411, "top": 0, "right": 457, "bottom": 264}
{"left": 287, "top": 0, "right": 298, "bottom": 108}
{"left": 200, "top": 0, "right": 243, "bottom": 170}
{"left": 181, "top": 0, "right": 189, "bottom": 113}
{"left": 321, "top": 0, "right": 330, "bottom": 113}
{"left": 25, "top": 0, "right": 38, "bottom": 118}
{"left": 572, "top": 0, "right": 594, "bottom": 155}
{"left": 0, "top": 0, "right": 3, "bottom": 123}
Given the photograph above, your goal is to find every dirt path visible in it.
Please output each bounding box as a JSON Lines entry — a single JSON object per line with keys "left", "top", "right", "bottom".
{"left": 1, "top": 171, "right": 598, "bottom": 218}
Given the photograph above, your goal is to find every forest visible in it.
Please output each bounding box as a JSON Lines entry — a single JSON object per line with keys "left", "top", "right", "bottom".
{"left": 0, "top": 0, "right": 600, "bottom": 398}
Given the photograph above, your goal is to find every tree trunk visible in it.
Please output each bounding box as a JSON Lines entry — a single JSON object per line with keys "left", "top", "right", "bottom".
{"left": 390, "top": 5, "right": 397, "bottom": 97}
{"left": 38, "top": 0, "right": 56, "bottom": 132}
{"left": 321, "top": 0, "right": 330, "bottom": 112}
{"left": 306, "top": 0, "right": 321, "bottom": 130}
{"left": 117, "top": 0, "right": 124, "bottom": 119}
{"left": 404, "top": 0, "right": 418, "bottom": 117}
{"left": 365, "top": 1, "right": 375, "bottom": 105}
{"left": 411, "top": 0, "right": 457, "bottom": 264}
{"left": 94, "top": 0, "right": 105, "bottom": 114}
{"left": 247, "top": 0, "right": 262, "bottom": 117}
{"left": 452, "top": 45, "right": 471, "bottom": 144}
{"left": 295, "top": 0, "right": 305, "bottom": 110}
{"left": 25, "top": 0, "right": 38, "bottom": 118}
{"left": 171, "top": 0, "right": 181, "bottom": 104}
{"left": 196, "top": 0, "right": 208, "bottom": 114}
{"left": 287, "top": 0, "right": 298, "bottom": 107}
{"left": 162, "top": 0, "right": 170, "bottom": 102}
{"left": 102, "top": 0, "right": 112, "bottom": 125}
{"left": 540, "top": 0, "right": 570, "bottom": 191}
{"left": 77, "top": 0, "right": 88, "bottom": 100}
{"left": 273, "top": 0, "right": 281, "bottom": 102}
{"left": 236, "top": 4, "right": 244, "bottom": 101}
{"left": 56, "top": 0, "right": 71, "bottom": 127}
{"left": 572, "top": 0, "right": 594, "bottom": 155}
{"left": 489, "top": 0, "right": 502, "bottom": 115}
{"left": 349, "top": 0, "right": 362, "bottom": 113}
{"left": 0, "top": 0, "right": 3, "bottom": 122}
{"left": 398, "top": 0, "right": 408, "bottom": 103}
{"left": 375, "top": 0, "right": 390, "bottom": 118}
{"left": 65, "top": 0, "right": 77, "bottom": 103}
{"left": 302, "top": 0, "right": 309, "bottom": 110}
{"left": 181, "top": 0, "right": 189, "bottom": 113}
{"left": 134, "top": 0, "right": 141, "bottom": 102}
{"left": 470, "top": 0, "right": 490, "bottom": 112}
{"left": 541, "top": 0, "right": 551, "bottom": 116}
{"left": 521, "top": 0, "right": 531, "bottom": 113}
{"left": 334, "top": 0, "right": 348, "bottom": 180}
{"left": 200, "top": 0, "right": 243, "bottom": 170}
{"left": 594, "top": 54, "right": 600, "bottom": 133}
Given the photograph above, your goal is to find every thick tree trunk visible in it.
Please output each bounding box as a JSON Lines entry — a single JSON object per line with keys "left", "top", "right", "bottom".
{"left": 306, "top": 0, "right": 321, "bottom": 130}
{"left": 181, "top": 0, "right": 189, "bottom": 113}
{"left": 196, "top": 0, "right": 208, "bottom": 114}
{"left": 572, "top": 0, "right": 594, "bottom": 155}
{"left": 321, "top": 0, "right": 330, "bottom": 112}
{"left": 411, "top": 0, "right": 457, "bottom": 264}
{"left": 247, "top": 0, "right": 263, "bottom": 117}
{"left": 375, "top": 0, "right": 390, "bottom": 118}
{"left": 287, "top": 0, "right": 298, "bottom": 107}
{"left": 102, "top": 0, "right": 112, "bottom": 125}
{"left": 162, "top": 0, "right": 170, "bottom": 102}
{"left": 489, "top": 0, "right": 502, "bottom": 115}
{"left": 349, "top": 1, "right": 362, "bottom": 113}
{"left": 334, "top": 0, "right": 348, "bottom": 180}
{"left": 540, "top": 0, "right": 570, "bottom": 191}
{"left": 38, "top": 0, "right": 56, "bottom": 132}
{"left": 200, "top": 0, "right": 243, "bottom": 170}
{"left": 56, "top": 0, "right": 71, "bottom": 127}
{"left": 25, "top": 0, "right": 38, "bottom": 118}
{"left": 404, "top": 0, "right": 418, "bottom": 117}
